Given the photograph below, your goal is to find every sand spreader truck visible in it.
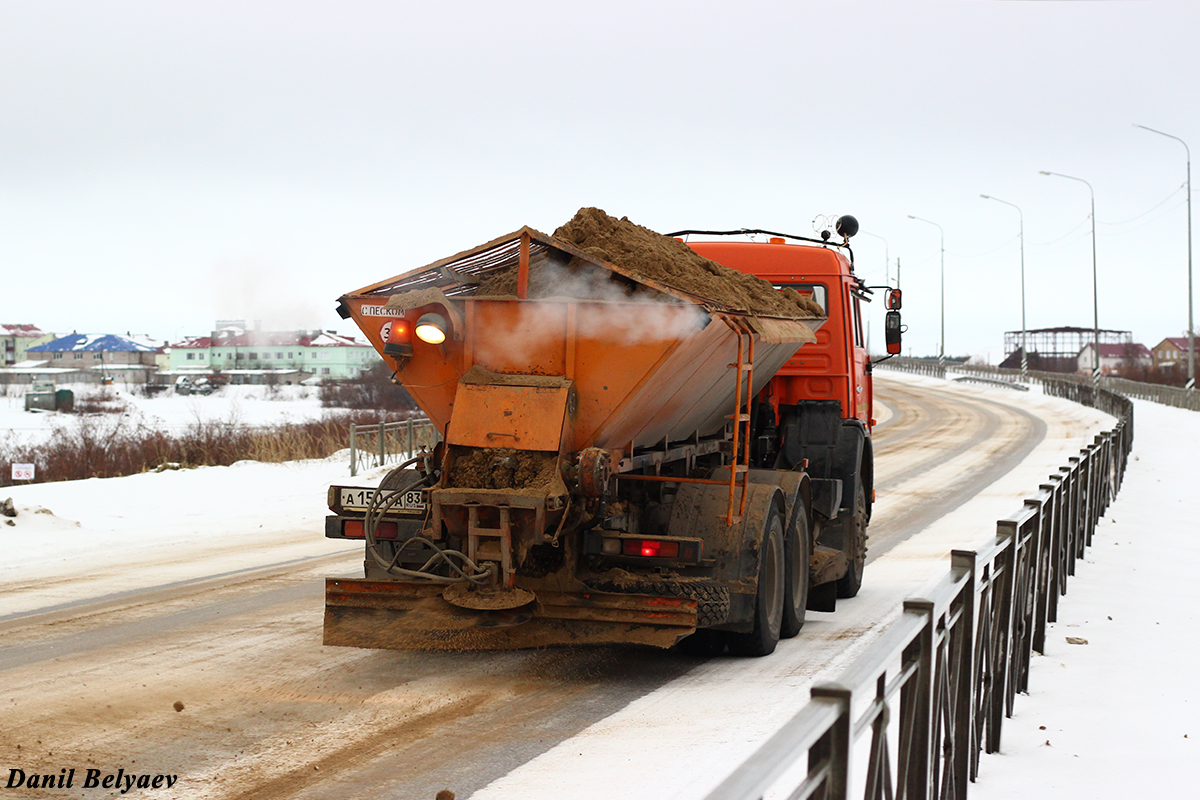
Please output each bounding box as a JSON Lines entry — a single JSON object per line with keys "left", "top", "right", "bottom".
{"left": 323, "top": 209, "right": 902, "bottom": 656}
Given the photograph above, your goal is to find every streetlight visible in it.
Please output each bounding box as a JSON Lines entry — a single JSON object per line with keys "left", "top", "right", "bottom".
{"left": 907, "top": 215, "right": 945, "bottom": 369}
{"left": 1134, "top": 124, "right": 1194, "bottom": 390}
{"left": 1039, "top": 170, "right": 1100, "bottom": 393}
{"left": 980, "top": 194, "right": 1028, "bottom": 379}
{"left": 859, "top": 230, "right": 891, "bottom": 286}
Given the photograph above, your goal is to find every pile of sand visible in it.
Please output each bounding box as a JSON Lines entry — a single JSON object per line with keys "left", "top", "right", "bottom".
{"left": 476, "top": 208, "right": 824, "bottom": 318}
{"left": 446, "top": 447, "right": 559, "bottom": 491}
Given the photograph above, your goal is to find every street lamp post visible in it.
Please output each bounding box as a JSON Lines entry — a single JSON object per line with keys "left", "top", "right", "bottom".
{"left": 907, "top": 215, "right": 945, "bottom": 370}
{"left": 1040, "top": 170, "right": 1100, "bottom": 393}
{"left": 859, "top": 230, "right": 891, "bottom": 286}
{"left": 980, "top": 194, "right": 1028, "bottom": 380}
{"left": 1134, "top": 124, "right": 1194, "bottom": 390}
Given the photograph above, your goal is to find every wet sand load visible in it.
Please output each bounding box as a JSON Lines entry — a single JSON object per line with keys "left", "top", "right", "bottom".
{"left": 477, "top": 207, "right": 825, "bottom": 317}
{"left": 446, "top": 447, "right": 559, "bottom": 491}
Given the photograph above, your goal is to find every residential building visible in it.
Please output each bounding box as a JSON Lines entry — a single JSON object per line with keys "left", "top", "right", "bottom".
{"left": 166, "top": 324, "right": 376, "bottom": 384}
{"left": 17, "top": 332, "right": 163, "bottom": 384}
{"left": 1077, "top": 342, "right": 1153, "bottom": 375}
{"left": 1150, "top": 336, "right": 1196, "bottom": 368}
{"left": 1, "top": 324, "right": 54, "bottom": 367}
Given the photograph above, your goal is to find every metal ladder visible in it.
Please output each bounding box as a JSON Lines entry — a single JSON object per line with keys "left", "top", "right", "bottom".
{"left": 724, "top": 318, "right": 755, "bottom": 525}
{"left": 466, "top": 504, "right": 514, "bottom": 586}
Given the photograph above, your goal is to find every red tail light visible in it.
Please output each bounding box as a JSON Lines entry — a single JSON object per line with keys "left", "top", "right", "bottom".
{"left": 344, "top": 519, "right": 398, "bottom": 539}
{"left": 622, "top": 539, "right": 680, "bottom": 558}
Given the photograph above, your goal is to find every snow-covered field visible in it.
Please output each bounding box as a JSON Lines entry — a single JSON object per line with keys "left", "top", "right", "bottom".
{"left": 1, "top": 383, "right": 335, "bottom": 446}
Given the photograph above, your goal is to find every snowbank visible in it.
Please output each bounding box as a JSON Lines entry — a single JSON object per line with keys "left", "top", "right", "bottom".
{"left": 0, "top": 455, "right": 397, "bottom": 618}
{"left": 971, "top": 398, "right": 1200, "bottom": 799}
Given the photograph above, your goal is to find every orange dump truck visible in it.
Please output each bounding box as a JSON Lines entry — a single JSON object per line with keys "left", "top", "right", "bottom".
{"left": 323, "top": 214, "right": 902, "bottom": 656}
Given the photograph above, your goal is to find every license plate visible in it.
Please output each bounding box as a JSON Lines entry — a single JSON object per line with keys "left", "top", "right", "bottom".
{"left": 337, "top": 486, "right": 426, "bottom": 514}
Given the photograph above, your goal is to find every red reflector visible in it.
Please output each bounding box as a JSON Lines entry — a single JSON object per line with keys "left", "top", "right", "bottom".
{"left": 622, "top": 539, "right": 679, "bottom": 558}
{"left": 344, "top": 519, "right": 398, "bottom": 539}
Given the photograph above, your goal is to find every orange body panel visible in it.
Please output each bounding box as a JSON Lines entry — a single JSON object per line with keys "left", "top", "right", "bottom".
{"left": 447, "top": 382, "right": 574, "bottom": 452}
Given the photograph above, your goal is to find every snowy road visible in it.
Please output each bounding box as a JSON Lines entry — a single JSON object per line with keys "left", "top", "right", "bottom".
{"left": 0, "top": 375, "right": 1112, "bottom": 800}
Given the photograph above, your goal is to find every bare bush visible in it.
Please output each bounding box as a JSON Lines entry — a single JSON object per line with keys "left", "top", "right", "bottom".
{"left": 73, "top": 388, "right": 130, "bottom": 415}
{"left": 318, "top": 363, "right": 420, "bottom": 413}
{"left": 1113, "top": 363, "right": 1187, "bottom": 387}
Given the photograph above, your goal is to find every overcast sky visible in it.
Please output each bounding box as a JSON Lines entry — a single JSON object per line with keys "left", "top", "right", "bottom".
{"left": 2, "top": 0, "right": 1197, "bottom": 360}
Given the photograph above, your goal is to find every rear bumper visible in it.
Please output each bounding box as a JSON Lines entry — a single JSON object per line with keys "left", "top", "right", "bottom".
{"left": 323, "top": 578, "right": 697, "bottom": 650}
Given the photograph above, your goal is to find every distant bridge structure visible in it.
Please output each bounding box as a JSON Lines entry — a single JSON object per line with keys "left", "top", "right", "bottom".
{"left": 1001, "top": 326, "right": 1132, "bottom": 373}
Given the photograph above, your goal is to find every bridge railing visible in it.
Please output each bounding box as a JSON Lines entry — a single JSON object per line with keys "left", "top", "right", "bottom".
{"left": 879, "top": 356, "right": 1197, "bottom": 412}
{"left": 348, "top": 418, "right": 441, "bottom": 476}
{"left": 706, "top": 382, "right": 1133, "bottom": 800}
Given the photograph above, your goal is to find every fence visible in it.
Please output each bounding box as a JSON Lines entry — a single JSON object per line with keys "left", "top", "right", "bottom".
{"left": 881, "top": 356, "right": 1199, "bottom": 412}
{"left": 348, "top": 418, "right": 442, "bottom": 476}
{"left": 706, "top": 380, "right": 1133, "bottom": 800}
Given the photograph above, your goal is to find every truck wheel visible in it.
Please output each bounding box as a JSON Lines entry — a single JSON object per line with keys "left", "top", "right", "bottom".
{"left": 780, "top": 507, "right": 811, "bottom": 638}
{"left": 835, "top": 482, "right": 867, "bottom": 599}
{"left": 727, "top": 508, "right": 785, "bottom": 657}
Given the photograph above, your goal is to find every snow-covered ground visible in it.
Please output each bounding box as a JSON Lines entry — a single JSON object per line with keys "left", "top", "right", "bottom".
{"left": 971, "top": 397, "right": 1200, "bottom": 799}
{"left": 0, "top": 450, "right": 397, "bottom": 618}
{"left": 1, "top": 383, "right": 334, "bottom": 446}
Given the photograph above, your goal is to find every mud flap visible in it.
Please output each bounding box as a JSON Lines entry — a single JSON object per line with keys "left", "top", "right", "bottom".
{"left": 806, "top": 545, "right": 847, "bottom": 612}
{"left": 323, "top": 579, "right": 696, "bottom": 651}
{"left": 807, "top": 581, "right": 838, "bottom": 612}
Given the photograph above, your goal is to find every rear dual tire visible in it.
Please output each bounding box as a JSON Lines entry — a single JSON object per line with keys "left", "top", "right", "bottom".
{"left": 781, "top": 507, "right": 810, "bottom": 639}
{"left": 726, "top": 507, "right": 785, "bottom": 657}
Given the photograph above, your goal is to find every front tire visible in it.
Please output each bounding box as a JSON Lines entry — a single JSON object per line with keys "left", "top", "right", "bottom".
{"left": 727, "top": 507, "right": 785, "bottom": 657}
{"left": 835, "top": 482, "right": 867, "bottom": 599}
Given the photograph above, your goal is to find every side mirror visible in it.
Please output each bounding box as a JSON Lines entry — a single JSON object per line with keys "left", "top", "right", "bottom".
{"left": 886, "top": 288, "right": 902, "bottom": 310}
{"left": 885, "top": 310, "right": 902, "bottom": 355}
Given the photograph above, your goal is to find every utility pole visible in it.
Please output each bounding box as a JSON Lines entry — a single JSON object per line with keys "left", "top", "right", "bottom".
{"left": 981, "top": 194, "right": 1028, "bottom": 380}
{"left": 1135, "top": 124, "right": 1194, "bottom": 389}
{"left": 1040, "top": 171, "right": 1100, "bottom": 394}
{"left": 907, "top": 216, "right": 945, "bottom": 370}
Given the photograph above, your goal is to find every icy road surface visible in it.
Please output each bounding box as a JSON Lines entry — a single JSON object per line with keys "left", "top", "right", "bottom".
{"left": 0, "top": 373, "right": 1112, "bottom": 800}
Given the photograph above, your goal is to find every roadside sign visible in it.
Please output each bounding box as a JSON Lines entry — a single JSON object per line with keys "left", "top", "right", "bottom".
{"left": 11, "top": 463, "right": 35, "bottom": 481}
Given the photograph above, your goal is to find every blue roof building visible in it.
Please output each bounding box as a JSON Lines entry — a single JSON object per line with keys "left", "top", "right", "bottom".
{"left": 14, "top": 332, "right": 164, "bottom": 385}
{"left": 27, "top": 333, "right": 160, "bottom": 353}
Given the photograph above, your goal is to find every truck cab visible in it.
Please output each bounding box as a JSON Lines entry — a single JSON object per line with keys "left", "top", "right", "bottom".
{"left": 684, "top": 234, "right": 880, "bottom": 602}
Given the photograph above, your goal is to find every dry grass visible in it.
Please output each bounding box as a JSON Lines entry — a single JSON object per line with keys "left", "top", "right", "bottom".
{"left": 0, "top": 411, "right": 408, "bottom": 487}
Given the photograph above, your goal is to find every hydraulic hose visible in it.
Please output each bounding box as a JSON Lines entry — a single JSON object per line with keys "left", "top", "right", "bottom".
{"left": 362, "top": 461, "right": 492, "bottom": 584}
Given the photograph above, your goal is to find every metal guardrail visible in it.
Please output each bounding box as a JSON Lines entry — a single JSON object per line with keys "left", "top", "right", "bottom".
{"left": 348, "top": 418, "right": 441, "bottom": 476}
{"left": 707, "top": 381, "right": 1133, "bottom": 800}
{"left": 951, "top": 375, "right": 1029, "bottom": 392}
{"left": 881, "top": 356, "right": 1199, "bottom": 412}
